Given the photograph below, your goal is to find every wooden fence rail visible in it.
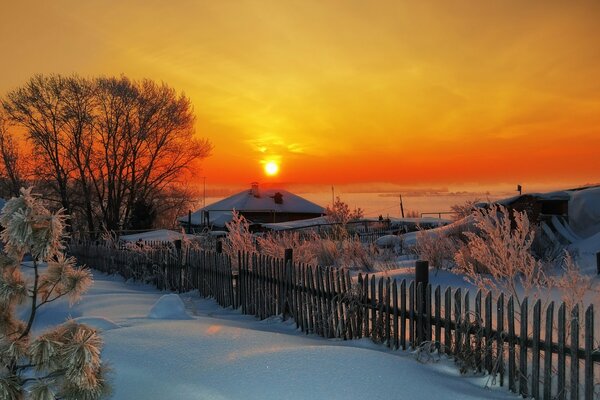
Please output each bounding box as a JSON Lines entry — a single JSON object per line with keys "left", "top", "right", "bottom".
{"left": 68, "top": 241, "right": 599, "bottom": 400}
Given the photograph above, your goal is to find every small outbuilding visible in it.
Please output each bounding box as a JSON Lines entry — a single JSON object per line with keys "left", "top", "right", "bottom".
{"left": 179, "top": 183, "right": 325, "bottom": 231}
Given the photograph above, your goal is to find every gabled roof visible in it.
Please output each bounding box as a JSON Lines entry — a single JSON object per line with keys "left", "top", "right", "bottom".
{"left": 178, "top": 187, "right": 325, "bottom": 226}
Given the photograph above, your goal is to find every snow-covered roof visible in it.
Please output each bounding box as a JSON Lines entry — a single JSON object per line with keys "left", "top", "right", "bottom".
{"left": 496, "top": 190, "right": 571, "bottom": 206}
{"left": 178, "top": 187, "right": 324, "bottom": 226}
{"left": 120, "top": 229, "right": 196, "bottom": 242}
{"left": 261, "top": 216, "right": 330, "bottom": 231}
{"left": 260, "top": 216, "right": 451, "bottom": 231}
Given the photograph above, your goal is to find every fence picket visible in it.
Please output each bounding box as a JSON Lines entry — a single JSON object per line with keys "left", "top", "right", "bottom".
{"left": 558, "top": 302, "right": 567, "bottom": 400}
{"left": 508, "top": 296, "right": 516, "bottom": 393}
{"left": 584, "top": 304, "right": 594, "bottom": 400}
{"left": 532, "top": 299, "right": 541, "bottom": 400}
{"left": 543, "top": 302, "right": 554, "bottom": 400}
{"left": 520, "top": 298, "right": 529, "bottom": 397}
{"left": 393, "top": 280, "right": 399, "bottom": 350}
{"left": 570, "top": 305, "right": 579, "bottom": 400}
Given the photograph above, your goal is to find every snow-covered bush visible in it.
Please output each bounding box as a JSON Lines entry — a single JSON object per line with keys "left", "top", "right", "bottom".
{"left": 223, "top": 211, "right": 256, "bottom": 267}
{"left": 325, "top": 196, "right": 363, "bottom": 226}
{"left": 0, "top": 188, "right": 109, "bottom": 400}
{"left": 450, "top": 199, "right": 479, "bottom": 221}
{"left": 454, "top": 204, "right": 546, "bottom": 307}
{"left": 257, "top": 231, "right": 319, "bottom": 265}
{"left": 414, "top": 228, "right": 457, "bottom": 271}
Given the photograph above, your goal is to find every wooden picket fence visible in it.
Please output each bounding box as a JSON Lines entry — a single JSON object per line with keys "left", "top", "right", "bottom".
{"left": 68, "top": 241, "right": 599, "bottom": 399}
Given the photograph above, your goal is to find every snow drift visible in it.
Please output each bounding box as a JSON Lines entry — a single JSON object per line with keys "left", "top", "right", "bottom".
{"left": 147, "top": 294, "right": 191, "bottom": 320}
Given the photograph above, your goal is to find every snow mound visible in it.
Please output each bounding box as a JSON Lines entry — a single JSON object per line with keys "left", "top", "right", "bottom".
{"left": 72, "top": 316, "right": 121, "bottom": 331}
{"left": 569, "top": 187, "right": 600, "bottom": 238}
{"left": 147, "top": 294, "right": 191, "bottom": 320}
{"left": 375, "top": 235, "right": 402, "bottom": 248}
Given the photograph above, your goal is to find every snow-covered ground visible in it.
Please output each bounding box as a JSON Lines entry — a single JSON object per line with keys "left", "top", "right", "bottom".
{"left": 26, "top": 270, "right": 518, "bottom": 400}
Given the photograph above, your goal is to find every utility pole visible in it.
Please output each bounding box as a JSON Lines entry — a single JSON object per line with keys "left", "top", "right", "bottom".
{"left": 517, "top": 184, "right": 522, "bottom": 196}
{"left": 331, "top": 185, "right": 335, "bottom": 205}
{"left": 399, "top": 194, "right": 405, "bottom": 218}
{"left": 203, "top": 176, "right": 207, "bottom": 208}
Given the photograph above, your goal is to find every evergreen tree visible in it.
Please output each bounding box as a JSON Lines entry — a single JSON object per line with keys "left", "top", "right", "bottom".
{"left": 0, "top": 188, "right": 109, "bottom": 399}
{"left": 129, "top": 199, "right": 157, "bottom": 231}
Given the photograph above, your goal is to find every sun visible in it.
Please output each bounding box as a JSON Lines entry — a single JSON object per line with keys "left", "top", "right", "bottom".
{"left": 264, "top": 161, "right": 279, "bottom": 176}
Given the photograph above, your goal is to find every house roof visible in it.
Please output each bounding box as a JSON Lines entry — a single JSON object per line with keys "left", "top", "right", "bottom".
{"left": 120, "top": 229, "right": 197, "bottom": 242}
{"left": 495, "top": 190, "right": 571, "bottom": 206}
{"left": 178, "top": 187, "right": 325, "bottom": 226}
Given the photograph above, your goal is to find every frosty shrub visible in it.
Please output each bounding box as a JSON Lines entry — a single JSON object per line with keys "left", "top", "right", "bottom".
{"left": 325, "top": 196, "right": 363, "bottom": 226}
{"left": 454, "top": 204, "right": 546, "bottom": 307}
{"left": 338, "top": 237, "right": 375, "bottom": 271}
{"left": 223, "top": 211, "right": 256, "bottom": 266}
{"left": 551, "top": 251, "right": 599, "bottom": 315}
{"left": 256, "top": 231, "right": 319, "bottom": 266}
{"left": 414, "top": 228, "right": 457, "bottom": 271}
{"left": 325, "top": 197, "right": 364, "bottom": 239}
{"left": 313, "top": 238, "right": 339, "bottom": 267}
{"left": 450, "top": 199, "right": 480, "bottom": 222}
{"left": 0, "top": 188, "right": 109, "bottom": 400}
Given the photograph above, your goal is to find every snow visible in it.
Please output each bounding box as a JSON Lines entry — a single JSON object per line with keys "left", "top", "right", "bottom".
{"left": 261, "top": 216, "right": 330, "bottom": 231}
{"left": 147, "top": 294, "right": 192, "bottom": 320}
{"left": 26, "top": 270, "right": 515, "bottom": 400}
{"left": 120, "top": 229, "right": 196, "bottom": 243}
{"left": 72, "top": 316, "right": 121, "bottom": 331}
{"left": 262, "top": 216, "right": 450, "bottom": 232}
{"left": 569, "top": 186, "right": 600, "bottom": 238}
{"left": 496, "top": 190, "right": 571, "bottom": 206}
{"left": 570, "top": 230, "right": 600, "bottom": 274}
{"left": 375, "top": 234, "right": 403, "bottom": 248}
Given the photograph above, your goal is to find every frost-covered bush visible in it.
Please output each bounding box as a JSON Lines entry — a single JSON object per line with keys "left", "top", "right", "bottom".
{"left": 414, "top": 228, "right": 457, "bottom": 271}
{"left": 257, "top": 231, "right": 319, "bottom": 265}
{"left": 0, "top": 188, "right": 109, "bottom": 400}
{"left": 325, "top": 197, "right": 363, "bottom": 226}
{"left": 454, "top": 204, "right": 547, "bottom": 307}
{"left": 223, "top": 211, "right": 256, "bottom": 267}
{"left": 449, "top": 199, "right": 480, "bottom": 222}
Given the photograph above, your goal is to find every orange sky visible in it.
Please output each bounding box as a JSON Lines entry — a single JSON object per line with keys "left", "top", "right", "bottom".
{"left": 1, "top": 1, "right": 600, "bottom": 192}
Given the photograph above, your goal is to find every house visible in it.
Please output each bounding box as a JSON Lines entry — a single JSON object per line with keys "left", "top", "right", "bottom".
{"left": 487, "top": 185, "right": 600, "bottom": 245}
{"left": 179, "top": 183, "right": 325, "bottom": 231}
{"left": 495, "top": 190, "right": 571, "bottom": 224}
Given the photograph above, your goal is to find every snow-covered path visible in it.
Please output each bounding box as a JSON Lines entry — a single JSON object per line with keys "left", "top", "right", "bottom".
{"left": 33, "top": 271, "right": 517, "bottom": 400}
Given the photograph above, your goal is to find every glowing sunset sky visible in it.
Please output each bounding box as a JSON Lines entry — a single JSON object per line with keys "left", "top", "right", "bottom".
{"left": 1, "top": 1, "right": 599, "bottom": 191}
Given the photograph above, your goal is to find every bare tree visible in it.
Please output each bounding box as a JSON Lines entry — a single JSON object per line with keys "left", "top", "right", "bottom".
{"left": 0, "top": 113, "right": 25, "bottom": 197}
{"left": 2, "top": 75, "right": 75, "bottom": 217}
{"left": 1, "top": 74, "right": 212, "bottom": 234}
{"left": 90, "top": 76, "right": 212, "bottom": 231}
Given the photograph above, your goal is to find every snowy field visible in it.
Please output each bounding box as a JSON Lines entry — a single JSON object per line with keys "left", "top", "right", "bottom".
{"left": 25, "top": 269, "right": 519, "bottom": 400}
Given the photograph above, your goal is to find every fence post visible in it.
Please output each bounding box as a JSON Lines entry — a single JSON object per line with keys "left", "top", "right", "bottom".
{"left": 415, "top": 260, "right": 429, "bottom": 344}
{"left": 415, "top": 260, "right": 429, "bottom": 299}
{"left": 174, "top": 239, "right": 182, "bottom": 292}
{"left": 282, "top": 248, "right": 293, "bottom": 321}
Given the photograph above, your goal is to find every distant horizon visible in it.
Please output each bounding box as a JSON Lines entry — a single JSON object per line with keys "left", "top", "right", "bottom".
{"left": 189, "top": 180, "right": 598, "bottom": 199}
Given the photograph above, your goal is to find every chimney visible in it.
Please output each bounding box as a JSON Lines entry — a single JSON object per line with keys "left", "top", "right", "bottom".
{"left": 251, "top": 182, "right": 260, "bottom": 198}
{"left": 273, "top": 192, "right": 283, "bottom": 204}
